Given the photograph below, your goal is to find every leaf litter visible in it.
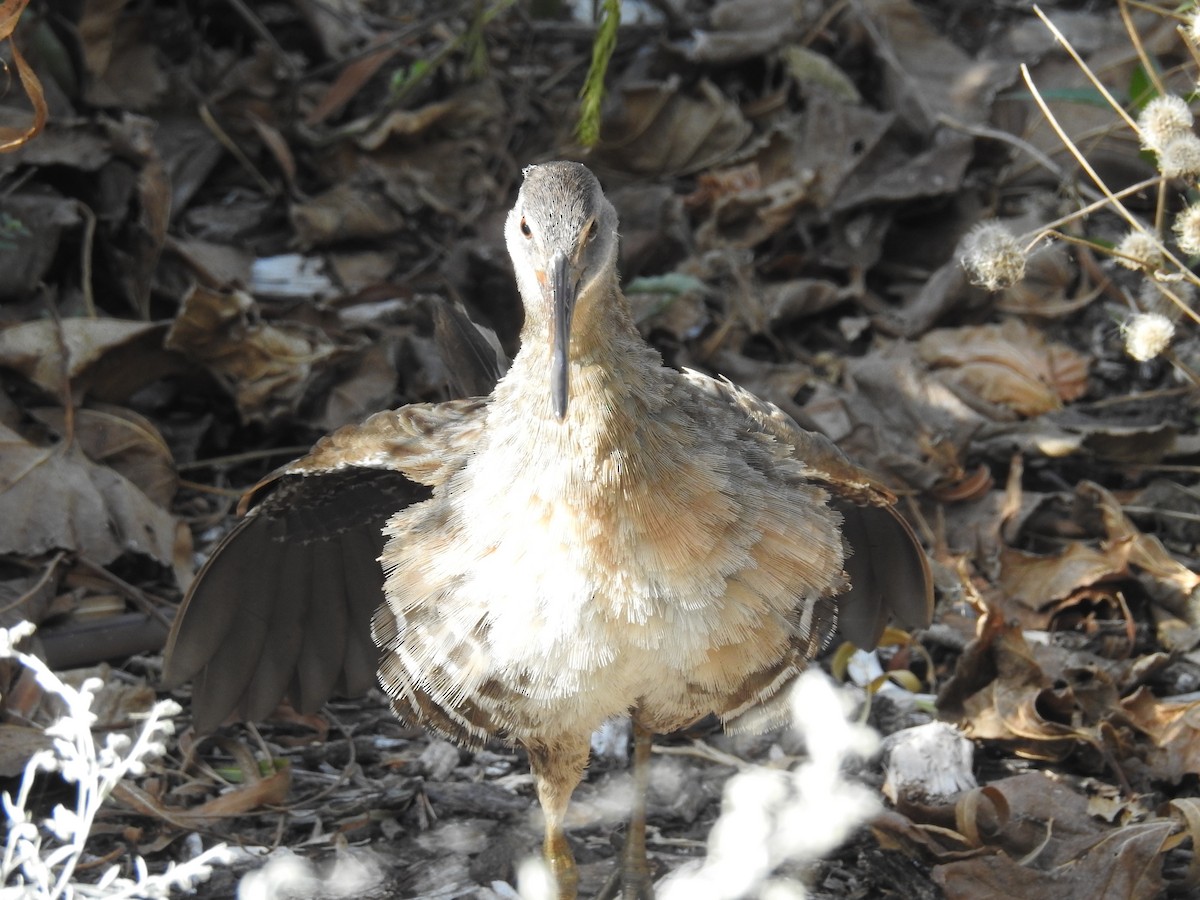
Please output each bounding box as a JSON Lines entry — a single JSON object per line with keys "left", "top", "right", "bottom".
{"left": 1, "top": 0, "right": 1199, "bottom": 897}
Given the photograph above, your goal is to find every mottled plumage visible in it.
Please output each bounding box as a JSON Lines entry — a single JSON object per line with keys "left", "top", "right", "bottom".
{"left": 164, "top": 162, "right": 932, "bottom": 899}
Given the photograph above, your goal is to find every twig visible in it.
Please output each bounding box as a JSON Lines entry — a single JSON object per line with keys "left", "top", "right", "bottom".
{"left": 1118, "top": 0, "right": 1164, "bottom": 100}
{"left": 1021, "top": 65, "right": 1200, "bottom": 327}
{"left": 176, "top": 446, "right": 311, "bottom": 471}
{"left": 1033, "top": 6, "right": 1140, "bottom": 133}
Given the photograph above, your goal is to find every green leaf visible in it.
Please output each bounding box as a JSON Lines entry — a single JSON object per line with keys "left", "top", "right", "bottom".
{"left": 1128, "top": 64, "right": 1157, "bottom": 112}
{"left": 625, "top": 273, "right": 707, "bottom": 295}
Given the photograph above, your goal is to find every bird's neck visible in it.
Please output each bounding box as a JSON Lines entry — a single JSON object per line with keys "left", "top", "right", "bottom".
{"left": 497, "top": 285, "right": 666, "bottom": 427}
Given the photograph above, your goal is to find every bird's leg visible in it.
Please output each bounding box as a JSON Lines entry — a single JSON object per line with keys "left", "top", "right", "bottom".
{"left": 598, "top": 719, "right": 655, "bottom": 900}
{"left": 527, "top": 738, "right": 590, "bottom": 900}
{"left": 623, "top": 720, "right": 656, "bottom": 898}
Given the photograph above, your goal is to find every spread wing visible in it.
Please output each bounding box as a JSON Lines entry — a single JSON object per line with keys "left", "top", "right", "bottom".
{"left": 162, "top": 398, "right": 489, "bottom": 732}
{"left": 681, "top": 370, "right": 934, "bottom": 650}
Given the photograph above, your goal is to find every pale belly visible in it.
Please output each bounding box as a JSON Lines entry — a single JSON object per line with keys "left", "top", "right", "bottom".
{"left": 380, "top": 436, "right": 844, "bottom": 743}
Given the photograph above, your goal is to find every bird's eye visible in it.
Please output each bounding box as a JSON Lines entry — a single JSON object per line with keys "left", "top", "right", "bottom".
{"left": 520, "top": 217, "right": 532, "bottom": 238}
{"left": 586, "top": 220, "right": 598, "bottom": 243}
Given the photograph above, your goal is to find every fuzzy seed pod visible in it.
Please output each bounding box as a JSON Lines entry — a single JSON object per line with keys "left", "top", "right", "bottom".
{"left": 1158, "top": 132, "right": 1200, "bottom": 178}
{"left": 1122, "top": 312, "right": 1175, "bottom": 362}
{"left": 960, "top": 221, "right": 1026, "bottom": 291}
{"left": 1113, "top": 231, "right": 1164, "bottom": 271}
{"left": 1174, "top": 203, "right": 1200, "bottom": 257}
{"left": 1138, "top": 95, "right": 1194, "bottom": 153}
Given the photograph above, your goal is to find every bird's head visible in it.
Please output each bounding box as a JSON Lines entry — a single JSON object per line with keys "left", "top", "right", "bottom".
{"left": 505, "top": 161, "right": 620, "bottom": 421}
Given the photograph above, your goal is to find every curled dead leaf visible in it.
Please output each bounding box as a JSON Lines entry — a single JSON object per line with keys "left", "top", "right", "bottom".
{"left": 0, "top": 318, "right": 164, "bottom": 400}
{"left": 918, "top": 319, "right": 1089, "bottom": 418}
{"left": 164, "top": 285, "right": 337, "bottom": 425}
{"left": 0, "top": 0, "right": 46, "bottom": 152}
{"left": 999, "top": 542, "right": 1126, "bottom": 613}
{"left": 0, "top": 422, "right": 177, "bottom": 567}
{"left": 1120, "top": 688, "right": 1200, "bottom": 783}
{"left": 30, "top": 405, "right": 178, "bottom": 508}
{"left": 595, "top": 77, "right": 752, "bottom": 176}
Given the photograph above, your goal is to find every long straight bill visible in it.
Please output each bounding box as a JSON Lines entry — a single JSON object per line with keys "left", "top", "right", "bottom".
{"left": 550, "top": 250, "right": 575, "bottom": 420}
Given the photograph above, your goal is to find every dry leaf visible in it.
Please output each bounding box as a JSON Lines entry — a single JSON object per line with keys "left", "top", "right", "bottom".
{"left": 1120, "top": 688, "right": 1200, "bottom": 783}
{"left": 290, "top": 180, "right": 406, "bottom": 249}
{"left": 29, "top": 405, "right": 178, "bottom": 508}
{"left": 918, "top": 319, "right": 1089, "bottom": 418}
{"left": 0, "top": 192, "right": 82, "bottom": 299}
{"left": 164, "top": 285, "right": 337, "bottom": 424}
{"left": 932, "top": 820, "right": 1172, "bottom": 900}
{"left": 1079, "top": 481, "right": 1200, "bottom": 620}
{"left": 595, "top": 77, "right": 752, "bottom": 176}
{"left": 854, "top": 0, "right": 1008, "bottom": 134}
{"left": 0, "top": 422, "right": 177, "bottom": 566}
{"left": 0, "top": 318, "right": 163, "bottom": 400}
{"left": 0, "top": 723, "right": 52, "bottom": 777}
{"left": 999, "top": 542, "right": 1126, "bottom": 613}
{"left": 0, "top": 0, "right": 46, "bottom": 152}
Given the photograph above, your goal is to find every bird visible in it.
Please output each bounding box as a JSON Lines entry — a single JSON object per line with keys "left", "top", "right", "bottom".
{"left": 163, "top": 161, "right": 933, "bottom": 899}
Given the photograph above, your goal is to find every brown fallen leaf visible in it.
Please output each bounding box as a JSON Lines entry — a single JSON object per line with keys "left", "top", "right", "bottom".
{"left": 595, "top": 77, "right": 752, "bottom": 176}
{"left": 877, "top": 771, "right": 1171, "bottom": 900}
{"left": 0, "top": 723, "right": 52, "bottom": 778}
{"left": 306, "top": 34, "right": 405, "bottom": 127}
{"left": 1119, "top": 688, "right": 1200, "bottom": 783}
{"left": 1078, "top": 481, "right": 1200, "bottom": 621}
{"left": 186, "top": 766, "right": 292, "bottom": 820}
{"left": 917, "top": 319, "right": 1090, "bottom": 419}
{"left": 0, "top": 422, "right": 177, "bottom": 567}
{"left": 290, "top": 180, "right": 407, "bottom": 249}
{"left": 0, "top": 192, "right": 82, "bottom": 299}
{"left": 114, "top": 765, "right": 291, "bottom": 828}
{"left": 954, "top": 622, "right": 1087, "bottom": 763}
{"left": 803, "top": 343, "right": 986, "bottom": 493}
{"left": 104, "top": 115, "right": 171, "bottom": 317}
{"left": 0, "top": 0, "right": 46, "bottom": 152}
{"left": 869, "top": 808, "right": 983, "bottom": 863}
{"left": 164, "top": 285, "right": 338, "bottom": 425}
{"left": 0, "top": 567, "right": 59, "bottom": 632}
{"left": 30, "top": 405, "right": 178, "bottom": 509}
{"left": 998, "top": 542, "right": 1126, "bottom": 614}
{"left": 932, "top": 819, "right": 1173, "bottom": 900}
{"left": 851, "top": 0, "right": 1009, "bottom": 129}
{"left": 0, "top": 318, "right": 164, "bottom": 400}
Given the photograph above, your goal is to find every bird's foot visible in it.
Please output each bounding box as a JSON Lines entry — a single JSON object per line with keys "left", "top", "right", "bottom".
{"left": 595, "top": 865, "right": 654, "bottom": 900}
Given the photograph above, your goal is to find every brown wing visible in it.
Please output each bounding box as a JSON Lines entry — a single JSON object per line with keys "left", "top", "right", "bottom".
{"left": 162, "top": 398, "right": 488, "bottom": 733}
{"left": 681, "top": 370, "right": 934, "bottom": 649}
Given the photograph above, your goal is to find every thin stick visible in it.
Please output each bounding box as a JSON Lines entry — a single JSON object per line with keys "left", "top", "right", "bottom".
{"left": 1033, "top": 6, "right": 1140, "bottom": 133}
{"left": 1119, "top": 0, "right": 1165, "bottom": 99}
{"left": 1019, "top": 176, "right": 1160, "bottom": 244}
{"left": 1021, "top": 64, "right": 1200, "bottom": 327}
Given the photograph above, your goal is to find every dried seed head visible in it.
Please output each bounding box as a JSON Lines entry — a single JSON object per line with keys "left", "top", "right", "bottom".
{"left": 960, "top": 221, "right": 1026, "bottom": 291}
{"left": 1138, "top": 95, "right": 1194, "bottom": 152}
{"left": 1173, "top": 203, "right": 1200, "bottom": 257}
{"left": 1123, "top": 312, "right": 1175, "bottom": 362}
{"left": 1113, "top": 231, "right": 1164, "bottom": 271}
{"left": 1158, "top": 132, "right": 1200, "bottom": 178}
